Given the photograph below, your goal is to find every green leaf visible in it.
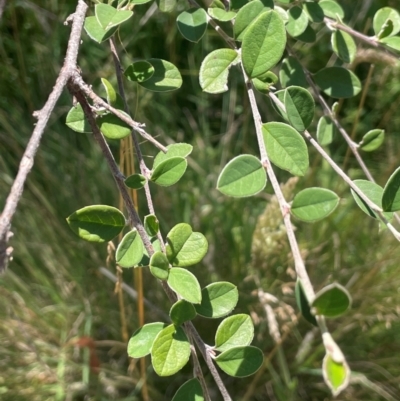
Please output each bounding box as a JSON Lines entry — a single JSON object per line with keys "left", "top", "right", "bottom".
{"left": 291, "top": 188, "right": 340, "bottom": 222}
{"left": 275, "top": 6, "right": 288, "bottom": 23}
{"left": 359, "top": 129, "right": 385, "bottom": 152}
{"left": 66, "top": 104, "right": 91, "bottom": 133}
{"left": 144, "top": 214, "right": 159, "bottom": 237}
{"left": 156, "top": 0, "right": 176, "bottom": 13}
{"left": 319, "top": 0, "right": 344, "bottom": 19}
{"left": 252, "top": 71, "right": 278, "bottom": 95}
{"left": 351, "top": 180, "right": 393, "bottom": 220}
{"left": 242, "top": 10, "right": 286, "bottom": 78}
{"left": 138, "top": 59, "right": 182, "bottom": 92}
{"left": 317, "top": 116, "right": 336, "bottom": 146}
{"left": 97, "top": 112, "right": 131, "bottom": 140}
{"left": 217, "top": 155, "right": 267, "bottom": 197}
{"left": 279, "top": 57, "right": 308, "bottom": 89}
{"left": 166, "top": 223, "right": 208, "bottom": 267}
{"left": 194, "top": 282, "right": 238, "bottom": 318}
{"left": 170, "top": 300, "right": 197, "bottom": 326}
{"left": 101, "top": 78, "right": 124, "bottom": 109}
{"left": 215, "top": 314, "right": 254, "bottom": 352}
{"left": 153, "top": 143, "right": 193, "bottom": 169}
{"left": 125, "top": 174, "right": 146, "bottom": 190}
{"left": 332, "top": 30, "right": 356, "bottom": 63}
{"left": 377, "top": 19, "right": 394, "bottom": 40}
{"left": 84, "top": 16, "right": 118, "bottom": 44}
{"left": 234, "top": 1, "right": 273, "bottom": 41}
{"left": 381, "top": 36, "right": 400, "bottom": 51}
{"left": 95, "top": 3, "right": 133, "bottom": 30}
{"left": 150, "top": 157, "right": 187, "bottom": 187}
{"left": 311, "top": 283, "right": 351, "bottom": 317}
{"left": 373, "top": 7, "right": 400, "bottom": 37}
{"left": 208, "top": 1, "right": 236, "bottom": 21}
{"left": 262, "top": 122, "right": 309, "bottom": 176}
{"left": 172, "top": 378, "right": 204, "bottom": 401}
{"left": 286, "top": 6, "right": 309, "bottom": 37}
{"left": 199, "top": 49, "right": 239, "bottom": 94}
{"left": 295, "top": 280, "right": 317, "bottom": 326}
{"left": 149, "top": 251, "right": 170, "bottom": 280}
{"left": 67, "top": 205, "right": 125, "bottom": 242}
{"left": 284, "top": 86, "right": 315, "bottom": 132}
{"left": 382, "top": 167, "right": 400, "bottom": 212}
{"left": 323, "top": 353, "right": 350, "bottom": 396}
{"left": 314, "top": 67, "right": 361, "bottom": 98}
{"left": 168, "top": 268, "right": 202, "bottom": 304}
{"left": 151, "top": 325, "right": 190, "bottom": 376}
{"left": 124, "top": 61, "right": 155, "bottom": 83}
{"left": 116, "top": 229, "right": 144, "bottom": 268}
{"left": 127, "top": 322, "right": 167, "bottom": 358}
{"left": 215, "top": 346, "right": 263, "bottom": 377}
{"left": 176, "top": 8, "right": 208, "bottom": 42}
{"left": 303, "top": 1, "right": 324, "bottom": 23}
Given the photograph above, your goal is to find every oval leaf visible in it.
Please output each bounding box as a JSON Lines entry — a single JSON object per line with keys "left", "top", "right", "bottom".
{"left": 382, "top": 167, "right": 400, "bottom": 212}
{"left": 194, "top": 282, "right": 238, "bottom": 318}
{"left": 125, "top": 61, "right": 155, "bottom": 83}
{"left": 319, "top": 0, "right": 344, "bottom": 19}
{"left": 150, "top": 251, "right": 170, "bottom": 280}
{"left": 199, "top": 49, "right": 239, "bottom": 94}
{"left": 262, "top": 122, "right": 309, "bottom": 176}
{"left": 172, "top": 378, "right": 204, "bottom": 401}
{"left": 215, "top": 314, "right": 254, "bottom": 352}
{"left": 286, "top": 6, "right": 309, "bottom": 37}
{"left": 116, "top": 229, "right": 144, "bottom": 268}
{"left": 295, "top": 280, "right": 317, "bottom": 326}
{"left": 66, "top": 104, "right": 92, "bottom": 133}
{"left": 84, "top": 16, "right": 118, "bottom": 43}
{"left": 314, "top": 67, "right": 361, "bottom": 98}
{"left": 177, "top": 8, "right": 208, "bottom": 42}
{"left": 150, "top": 157, "right": 187, "bottom": 187}
{"left": 139, "top": 59, "right": 182, "bottom": 92}
{"left": 208, "top": 4, "right": 236, "bottom": 22}
{"left": 381, "top": 36, "right": 400, "bottom": 51}
{"left": 95, "top": 4, "right": 133, "bottom": 30}
{"left": 317, "top": 116, "right": 336, "bottom": 146}
{"left": 168, "top": 268, "right": 202, "bottom": 304}
{"left": 125, "top": 174, "right": 146, "bottom": 190}
{"left": 170, "top": 300, "right": 197, "bottom": 326}
{"left": 323, "top": 353, "right": 350, "bottom": 397}
{"left": 128, "top": 322, "right": 167, "bottom": 358}
{"left": 217, "top": 155, "right": 267, "bottom": 197}
{"left": 67, "top": 205, "right": 125, "bottom": 242}
{"left": 153, "top": 143, "right": 193, "bottom": 169}
{"left": 291, "top": 187, "right": 339, "bottom": 222}
{"left": 332, "top": 30, "right": 357, "bottom": 64}
{"left": 359, "top": 129, "right": 385, "bottom": 152}
{"left": 144, "top": 214, "right": 159, "bottom": 237}
{"left": 373, "top": 7, "right": 400, "bottom": 37}
{"left": 166, "top": 223, "right": 208, "bottom": 267}
{"left": 311, "top": 283, "right": 351, "bottom": 318}
{"left": 303, "top": 2, "right": 324, "bottom": 23}
{"left": 97, "top": 112, "right": 131, "bottom": 140}
{"left": 151, "top": 325, "right": 190, "bottom": 376}
{"left": 284, "top": 86, "right": 315, "bottom": 132}
{"left": 215, "top": 346, "right": 263, "bottom": 377}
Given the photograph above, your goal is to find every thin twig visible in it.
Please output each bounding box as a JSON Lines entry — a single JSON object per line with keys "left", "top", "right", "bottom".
{"left": 0, "top": 0, "right": 88, "bottom": 272}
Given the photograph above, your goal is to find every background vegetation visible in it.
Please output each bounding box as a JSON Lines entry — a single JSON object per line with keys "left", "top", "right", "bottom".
{"left": 0, "top": 0, "right": 400, "bottom": 400}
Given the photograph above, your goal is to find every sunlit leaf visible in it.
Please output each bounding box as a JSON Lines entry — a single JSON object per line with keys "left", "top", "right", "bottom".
{"left": 150, "top": 157, "right": 187, "bottom": 187}
{"left": 373, "top": 7, "right": 400, "bottom": 37}
{"left": 125, "top": 61, "right": 155, "bottom": 83}
{"left": 84, "top": 16, "right": 118, "bottom": 43}
{"left": 382, "top": 167, "right": 400, "bottom": 212}
{"left": 323, "top": 353, "right": 350, "bottom": 397}
{"left": 95, "top": 3, "right": 132, "bottom": 30}
{"left": 116, "top": 229, "right": 144, "bottom": 268}
{"left": 319, "top": 0, "right": 344, "bottom": 19}
{"left": 359, "top": 129, "right": 385, "bottom": 152}
{"left": 286, "top": 6, "right": 309, "bottom": 37}
{"left": 332, "top": 30, "right": 356, "bottom": 63}
{"left": 139, "top": 59, "right": 182, "bottom": 92}
{"left": 66, "top": 104, "right": 92, "bottom": 133}
{"left": 128, "top": 322, "right": 167, "bottom": 358}
{"left": 172, "top": 378, "right": 204, "bottom": 401}
{"left": 168, "top": 268, "right": 202, "bottom": 304}
{"left": 170, "top": 300, "right": 197, "bottom": 326}
{"left": 317, "top": 116, "right": 336, "bottom": 146}
{"left": 176, "top": 8, "right": 208, "bottom": 42}
{"left": 149, "top": 251, "right": 170, "bottom": 280}
{"left": 153, "top": 143, "right": 193, "bottom": 169}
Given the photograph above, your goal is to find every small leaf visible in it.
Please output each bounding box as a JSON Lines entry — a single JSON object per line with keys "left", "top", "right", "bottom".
{"left": 252, "top": 72, "right": 278, "bottom": 95}
{"left": 373, "top": 7, "right": 400, "bottom": 37}
{"left": 144, "top": 214, "right": 159, "bottom": 237}
{"left": 215, "top": 346, "right": 263, "bottom": 377}
{"left": 153, "top": 143, "right": 193, "bottom": 169}
{"left": 128, "top": 322, "right": 167, "bottom": 358}
{"left": 125, "top": 174, "right": 146, "bottom": 190}
{"left": 95, "top": 3, "right": 133, "bottom": 30}
{"left": 66, "top": 104, "right": 91, "bottom": 133}
{"left": 242, "top": 10, "right": 286, "bottom": 78}
{"left": 149, "top": 251, "right": 170, "bottom": 280}
{"left": 359, "top": 129, "right": 385, "bottom": 152}
{"left": 150, "top": 157, "right": 187, "bottom": 187}
{"left": 295, "top": 280, "right": 317, "bottom": 326}
{"left": 151, "top": 325, "right": 190, "bottom": 376}
{"left": 116, "top": 229, "right": 144, "bottom": 268}
{"left": 172, "top": 378, "right": 204, "bottom": 401}
{"left": 262, "top": 122, "right": 309, "bottom": 176}
{"left": 286, "top": 6, "right": 309, "bottom": 37}
{"left": 139, "top": 59, "right": 182, "bottom": 92}
{"left": 156, "top": 0, "right": 176, "bottom": 13}
{"left": 168, "top": 268, "right": 202, "bottom": 304}
{"left": 208, "top": 1, "right": 236, "bottom": 21}
{"left": 176, "top": 8, "right": 208, "bottom": 42}
{"left": 382, "top": 167, "right": 400, "bottom": 212}
{"left": 67, "top": 205, "right": 125, "bottom": 242}
{"left": 195, "top": 282, "right": 238, "bottom": 318}
{"left": 377, "top": 19, "right": 394, "bottom": 40}
{"left": 332, "top": 30, "right": 357, "bottom": 63}
{"left": 170, "top": 300, "right": 197, "bottom": 326}
{"left": 217, "top": 155, "right": 267, "bottom": 197}
{"left": 303, "top": 2, "right": 324, "bottom": 23}
{"left": 279, "top": 57, "right": 308, "bottom": 89}
{"left": 101, "top": 78, "right": 125, "bottom": 109}
{"left": 323, "top": 353, "right": 350, "bottom": 397}
{"left": 311, "top": 283, "right": 351, "bottom": 317}
{"left": 284, "top": 86, "right": 315, "bottom": 132}
{"left": 319, "top": 0, "right": 345, "bottom": 19}
{"left": 166, "top": 223, "right": 208, "bottom": 267}
{"left": 215, "top": 314, "right": 254, "bottom": 352}
{"left": 291, "top": 188, "right": 339, "bottom": 222}
{"left": 84, "top": 16, "right": 118, "bottom": 43}
{"left": 125, "top": 61, "right": 155, "bottom": 83}
{"left": 97, "top": 112, "right": 131, "bottom": 140}
{"left": 314, "top": 67, "right": 361, "bottom": 98}
{"left": 199, "top": 49, "right": 239, "bottom": 94}
{"left": 317, "top": 116, "right": 336, "bottom": 146}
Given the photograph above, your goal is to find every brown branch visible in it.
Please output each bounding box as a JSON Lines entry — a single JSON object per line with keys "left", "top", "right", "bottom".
{"left": 0, "top": 0, "right": 88, "bottom": 273}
